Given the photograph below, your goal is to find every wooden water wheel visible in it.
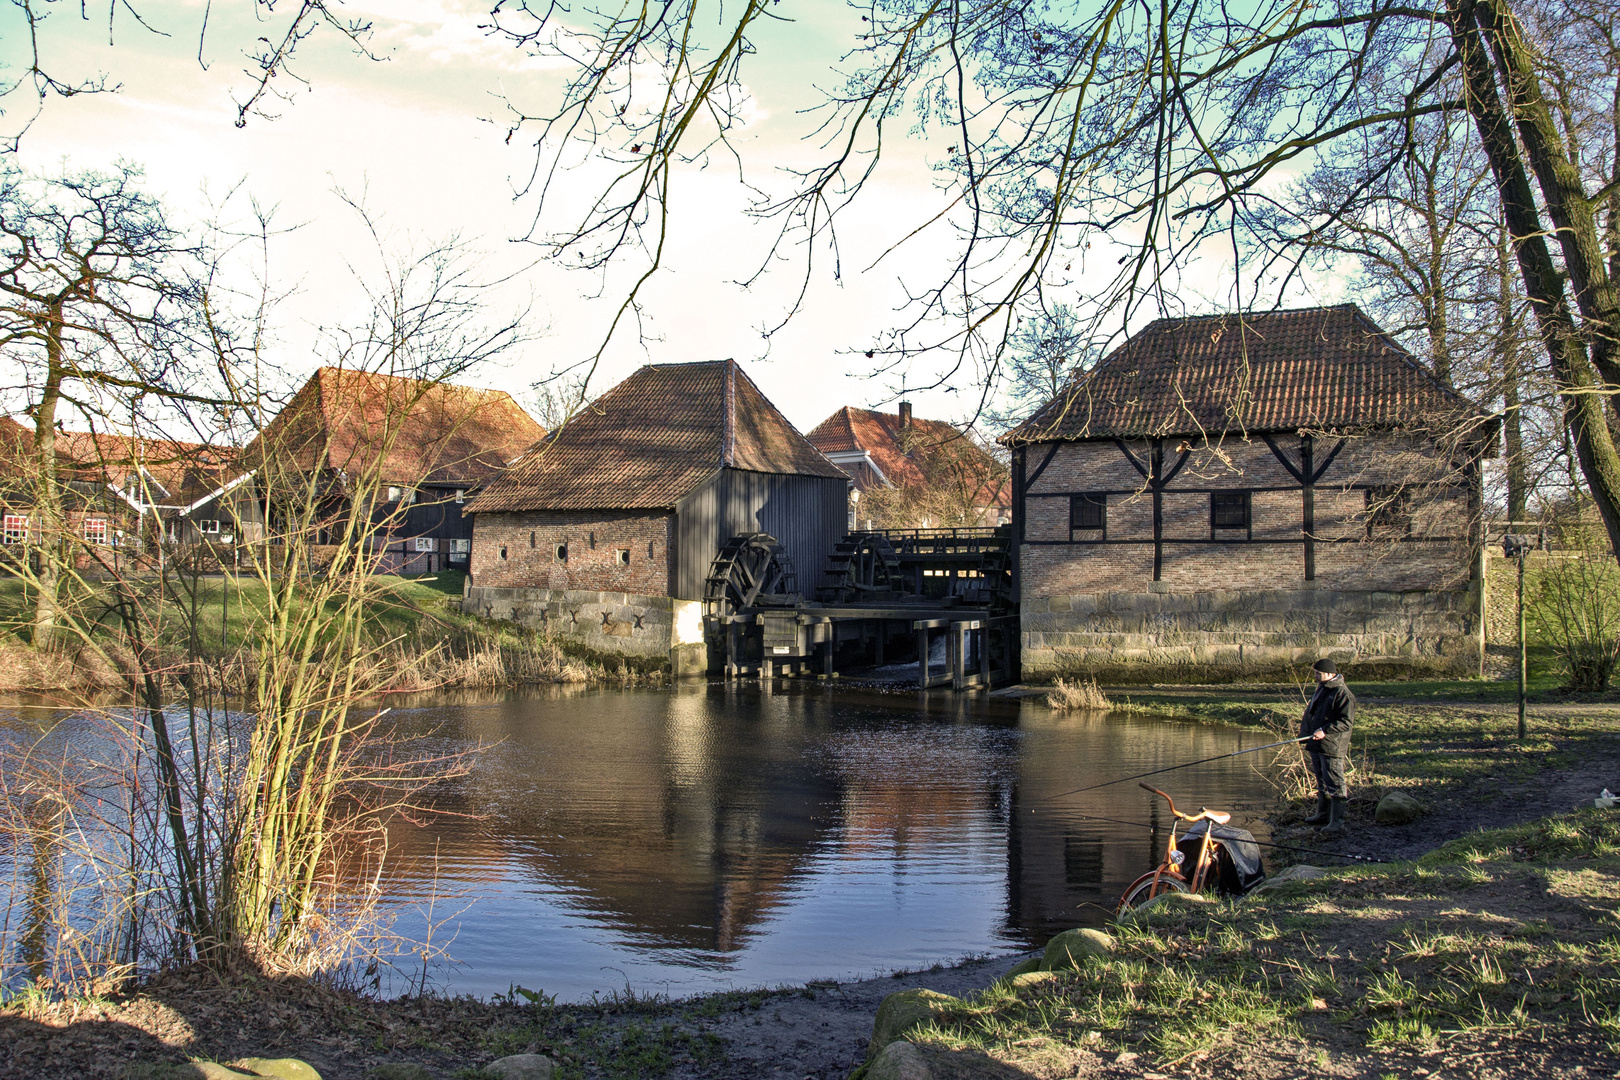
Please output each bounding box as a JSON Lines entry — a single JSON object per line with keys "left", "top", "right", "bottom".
{"left": 817, "top": 531, "right": 906, "bottom": 603}
{"left": 703, "top": 533, "right": 800, "bottom": 617}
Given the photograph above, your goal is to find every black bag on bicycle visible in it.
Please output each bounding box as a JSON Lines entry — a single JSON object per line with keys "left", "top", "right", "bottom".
{"left": 1175, "top": 821, "right": 1267, "bottom": 896}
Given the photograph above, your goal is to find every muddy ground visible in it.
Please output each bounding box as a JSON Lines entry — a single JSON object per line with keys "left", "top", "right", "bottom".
{"left": 4, "top": 696, "right": 1618, "bottom": 1080}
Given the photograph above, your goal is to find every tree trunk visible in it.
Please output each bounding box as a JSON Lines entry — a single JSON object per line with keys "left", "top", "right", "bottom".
{"left": 1451, "top": 0, "right": 1620, "bottom": 560}
{"left": 1498, "top": 227, "right": 1528, "bottom": 524}
{"left": 30, "top": 300, "right": 65, "bottom": 649}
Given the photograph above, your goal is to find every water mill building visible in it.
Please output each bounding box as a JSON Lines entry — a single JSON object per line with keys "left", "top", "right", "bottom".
{"left": 461, "top": 360, "right": 851, "bottom": 673}
{"left": 1000, "top": 304, "right": 1496, "bottom": 682}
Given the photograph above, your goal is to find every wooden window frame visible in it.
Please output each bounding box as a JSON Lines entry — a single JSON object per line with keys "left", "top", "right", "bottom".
{"left": 1210, "top": 491, "right": 1250, "bottom": 531}
{"left": 3, "top": 515, "right": 26, "bottom": 545}
{"left": 1069, "top": 493, "right": 1106, "bottom": 534}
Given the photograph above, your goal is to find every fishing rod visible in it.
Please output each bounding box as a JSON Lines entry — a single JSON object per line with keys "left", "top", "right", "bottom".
{"left": 1056, "top": 808, "right": 1380, "bottom": 864}
{"left": 1035, "top": 735, "right": 1313, "bottom": 803}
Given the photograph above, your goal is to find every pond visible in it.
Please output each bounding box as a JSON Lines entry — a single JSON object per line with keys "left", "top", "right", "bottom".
{"left": 360, "top": 682, "right": 1279, "bottom": 1001}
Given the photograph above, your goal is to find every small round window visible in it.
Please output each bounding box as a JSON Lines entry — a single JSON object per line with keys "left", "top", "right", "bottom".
{"left": 554, "top": 543, "right": 568, "bottom": 562}
{"left": 499, "top": 546, "right": 508, "bottom": 561}
{"left": 615, "top": 548, "right": 630, "bottom": 567}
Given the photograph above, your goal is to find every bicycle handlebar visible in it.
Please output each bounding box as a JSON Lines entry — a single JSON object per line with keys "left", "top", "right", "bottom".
{"left": 1139, "top": 782, "right": 1231, "bottom": 824}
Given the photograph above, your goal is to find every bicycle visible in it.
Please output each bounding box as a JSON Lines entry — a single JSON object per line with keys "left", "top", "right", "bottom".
{"left": 1116, "top": 782, "right": 1266, "bottom": 912}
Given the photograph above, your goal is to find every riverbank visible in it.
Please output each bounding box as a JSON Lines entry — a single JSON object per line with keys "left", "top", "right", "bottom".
{"left": 2, "top": 688, "right": 1616, "bottom": 1079}
{"left": 0, "top": 572, "right": 656, "bottom": 698}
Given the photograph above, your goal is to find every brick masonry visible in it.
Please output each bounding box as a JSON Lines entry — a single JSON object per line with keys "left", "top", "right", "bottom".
{"left": 469, "top": 509, "right": 674, "bottom": 593}
{"left": 1018, "top": 434, "right": 1484, "bottom": 680}
{"left": 465, "top": 510, "right": 700, "bottom": 670}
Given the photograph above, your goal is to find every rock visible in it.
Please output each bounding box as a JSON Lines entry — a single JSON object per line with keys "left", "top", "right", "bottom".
{"left": 1007, "top": 971, "right": 1060, "bottom": 992}
{"left": 483, "top": 1054, "right": 556, "bottom": 1080}
{"left": 1116, "top": 890, "right": 1217, "bottom": 924}
{"left": 1247, "top": 864, "right": 1327, "bottom": 895}
{"left": 1039, "top": 928, "right": 1114, "bottom": 971}
{"left": 230, "top": 1060, "right": 321, "bottom": 1080}
{"left": 867, "top": 989, "right": 959, "bottom": 1061}
{"left": 365, "top": 1066, "right": 435, "bottom": 1080}
{"left": 867, "top": 1041, "right": 935, "bottom": 1080}
{"left": 1375, "top": 790, "right": 1426, "bottom": 825}
{"left": 178, "top": 1066, "right": 260, "bottom": 1080}
{"left": 992, "top": 957, "right": 1042, "bottom": 986}
{"left": 865, "top": 1040, "right": 1035, "bottom": 1080}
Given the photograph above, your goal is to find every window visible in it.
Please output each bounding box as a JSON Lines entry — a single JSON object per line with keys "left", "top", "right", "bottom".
{"left": 499, "top": 546, "right": 508, "bottom": 561}
{"left": 454, "top": 489, "right": 466, "bottom": 504}
{"left": 615, "top": 548, "right": 631, "bottom": 567}
{"left": 1070, "top": 493, "right": 1106, "bottom": 531}
{"left": 450, "top": 538, "right": 471, "bottom": 561}
{"left": 199, "top": 519, "right": 221, "bottom": 534}
{"left": 1211, "top": 492, "right": 1250, "bottom": 530}
{"left": 554, "top": 543, "right": 568, "bottom": 562}
{"left": 83, "top": 519, "right": 107, "bottom": 545}
{"left": 1366, "top": 487, "right": 1412, "bottom": 537}
{"left": 386, "top": 486, "right": 417, "bottom": 504}
{"left": 387, "top": 486, "right": 402, "bottom": 502}
{"left": 3, "top": 515, "right": 26, "bottom": 545}
{"left": 414, "top": 536, "right": 437, "bottom": 552}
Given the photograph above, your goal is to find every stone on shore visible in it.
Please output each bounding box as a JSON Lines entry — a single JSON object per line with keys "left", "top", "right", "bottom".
{"left": 1249, "top": 864, "right": 1327, "bottom": 895}
{"left": 866, "top": 1040, "right": 1041, "bottom": 1079}
{"left": 992, "top": 957, "right": 1042, "bottom": 986}
{"left": 230, "top": 1060, "right": 321, "bottom": 1080}
{"left": 178, "top": 1065, "right": 260, "bottom": 1080}
{"left": 1375, "top": 790, "right": 1426, "bottom": 825}
{"left": 1116, "top": 890, "right": 1217, "bottom": 924}
{"left": 1039, "top": 928, "right": 1114, "bottom": 971}
{"left": 867, "top": 989, "right": 959, "bottom": 1061}
{"left": 483, "top": 1053, "right": 556, "bottom": 1080}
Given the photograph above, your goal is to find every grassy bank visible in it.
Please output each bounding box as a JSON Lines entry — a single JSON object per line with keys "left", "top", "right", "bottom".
{"left": 0, "top": 571, "right": 651, "bottom": 695}
{"left": 888, "top": 807, "right": 1619, "bottom": 1077}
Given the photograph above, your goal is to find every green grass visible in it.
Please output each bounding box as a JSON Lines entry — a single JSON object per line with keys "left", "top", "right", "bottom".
{"left": 891, "top": 808, "right": 1620, "bottom": 1070}
{"left": 0, "top": 570, "right": 478, "bottom": 657}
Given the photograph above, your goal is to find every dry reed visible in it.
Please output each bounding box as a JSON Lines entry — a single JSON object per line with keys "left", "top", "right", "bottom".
{"left": 1046, "top": 677, "right": 1112, "bottom": 711}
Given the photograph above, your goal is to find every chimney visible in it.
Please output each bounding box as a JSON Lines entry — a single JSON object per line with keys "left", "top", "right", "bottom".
{"left": 898, "top": 401, "right": 912, "bottom": 429}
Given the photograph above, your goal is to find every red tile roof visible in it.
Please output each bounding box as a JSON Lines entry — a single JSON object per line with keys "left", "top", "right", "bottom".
{"left": 465, "top": 360, "right": 846, "bottom": 513}
{"left": 248, "top": 367, "right": 545, "bottom": 486}
{"left": 0, "top": 418, "right": 231, "bottom": 505}
{"left": 1001, "top": 305, "right": 1484, "bottom": 444}
{"left": 807, "top": 406, "right": 1011, "bottom": 509}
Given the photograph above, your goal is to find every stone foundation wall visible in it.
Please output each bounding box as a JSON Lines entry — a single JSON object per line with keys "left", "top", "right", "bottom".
{"left": 462, "top": 584, "right": 705, "bottom": 673}
{"left": 1021, "top": 586, "right": 1482, "bottom": 682}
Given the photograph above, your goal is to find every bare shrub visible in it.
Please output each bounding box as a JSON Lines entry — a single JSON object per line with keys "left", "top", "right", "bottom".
{"left": 1045, "top": 677, "right": 1111, "bottom": 711}
{"left": 1530, "top": 529, "right": 1620, "bottom": 691}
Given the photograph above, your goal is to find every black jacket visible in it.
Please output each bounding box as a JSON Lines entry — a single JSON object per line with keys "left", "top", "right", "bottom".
{"left": 1301, "top": 675, "right": 1355, "bottom": 756}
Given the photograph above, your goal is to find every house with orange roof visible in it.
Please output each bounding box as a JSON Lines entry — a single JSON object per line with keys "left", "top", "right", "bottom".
{"left": 0, "top": 416, "right": 255, "bottom": 564}
{"left": 806, "top": 403, "right": 1010, "bottom": 529}
{"left": 244, "top": 367, "right": 545, "bottom": 573}
{"left": 462, "top": 359, "right": 849, "bottom": 673}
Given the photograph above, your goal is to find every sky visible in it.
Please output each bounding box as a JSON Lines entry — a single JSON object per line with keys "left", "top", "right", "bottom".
{"left": 0, "top": 0, "right": 1320, "bottom": 438}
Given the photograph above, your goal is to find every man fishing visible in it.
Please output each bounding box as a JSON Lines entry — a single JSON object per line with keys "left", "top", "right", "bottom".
{"left": 1301, "top": 657, "right": 1355, "bottom": 837}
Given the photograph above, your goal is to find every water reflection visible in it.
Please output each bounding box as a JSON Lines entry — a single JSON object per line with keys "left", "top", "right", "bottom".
{"left": 369, "top": 683, "right": 1274, "bottom": 1000}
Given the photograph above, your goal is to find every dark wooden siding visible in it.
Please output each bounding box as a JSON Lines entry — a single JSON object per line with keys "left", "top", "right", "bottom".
{"left": 672, "top": 468, "right": 850, "bottom": 600}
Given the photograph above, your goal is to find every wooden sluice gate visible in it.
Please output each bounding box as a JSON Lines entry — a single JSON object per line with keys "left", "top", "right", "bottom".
{"left": 702, "top": 526, "right": 1018, "bottom": 690}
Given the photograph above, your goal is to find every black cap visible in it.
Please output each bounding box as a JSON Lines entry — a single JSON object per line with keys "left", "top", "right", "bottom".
{"left": 1312, "top": 658, "right": 1337, "bottom": 674}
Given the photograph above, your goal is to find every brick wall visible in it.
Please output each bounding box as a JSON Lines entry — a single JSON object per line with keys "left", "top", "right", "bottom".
{"left": 469, "top": 509, "right": 674, "bottom": 594}
{"left": 1017, "top": 433, "right": 1482, "bottom": 680}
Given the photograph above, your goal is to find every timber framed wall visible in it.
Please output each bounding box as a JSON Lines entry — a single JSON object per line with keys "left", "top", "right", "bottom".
{"left": 1013, "top": 433, "right": 1485, "bottom": 681}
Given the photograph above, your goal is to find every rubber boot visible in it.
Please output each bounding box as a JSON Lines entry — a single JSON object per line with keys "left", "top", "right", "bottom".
{"left": 1320, "top": 796, "right": 1348, "bottom": 838}
{"left": 1303, "top": 793, "right": 1331, "bottom": 826}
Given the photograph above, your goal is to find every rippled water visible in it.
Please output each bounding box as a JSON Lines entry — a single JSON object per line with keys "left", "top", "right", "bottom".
{"left": 359, "top": 683, "right": 1278, "bottom": 1001}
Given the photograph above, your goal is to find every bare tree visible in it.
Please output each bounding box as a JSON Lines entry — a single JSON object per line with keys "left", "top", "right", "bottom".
{"left": 0, "top": 162, "right": 226, "bottom": 646}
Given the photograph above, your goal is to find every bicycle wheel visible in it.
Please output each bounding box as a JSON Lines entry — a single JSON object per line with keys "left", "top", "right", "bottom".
{"left": 1117, "top": 870, "right": 1189, "bottom": 913}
